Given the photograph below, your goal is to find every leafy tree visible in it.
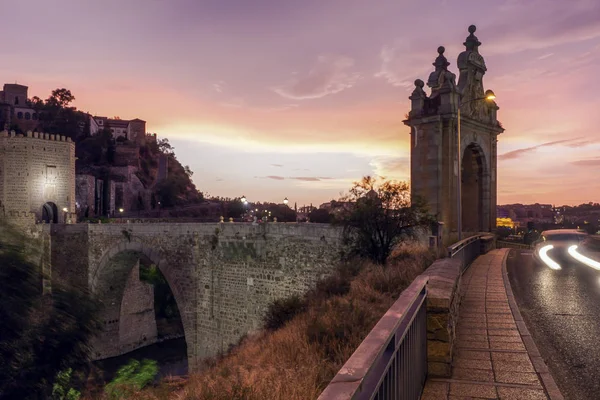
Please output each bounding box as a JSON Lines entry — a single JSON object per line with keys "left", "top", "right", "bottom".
{"left": 0, "top": 223, "right": 102, "bottom": 399}
{"left": 155, "top": 175, "right": 189, "bottom": 208}
{"left": 336, "top": 176, "right": 435, "bottom": 264}
{"left": 157, "top": 138, "right": 174, "bottom": 155}
{"left": 104, "top": 359, "right": 158, "bottom": 399}
{"left": 46, "top": 88, "right": 75, "bottom": 108}
{"left": 225, "top": 198, "right": 245, "bottom": 219}
{"left": 51, "top": 368, "right": 81, "bottom": 400}
{"left": 309, "top": 208, "right": 332, "bottom": 223}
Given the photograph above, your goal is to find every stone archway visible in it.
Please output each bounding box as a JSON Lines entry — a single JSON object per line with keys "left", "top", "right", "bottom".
{"left": 42, "top": 202, "right": 58, "bottom": 223}
{"left": 90, "top": 240, "right": 195, "bottom": 369}
{"left": 461, "top": 143, "right": 490, "bottom": 233}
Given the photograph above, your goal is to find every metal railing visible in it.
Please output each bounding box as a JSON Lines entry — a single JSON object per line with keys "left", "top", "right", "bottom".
{"left": 447, "top": 235, "right": 482, "bottom": 272}
{"left": 318, "top": 276, "right": 428, "bottom": 400}
{"left": 496, "top": 240, "right": 532, "bottom": 250}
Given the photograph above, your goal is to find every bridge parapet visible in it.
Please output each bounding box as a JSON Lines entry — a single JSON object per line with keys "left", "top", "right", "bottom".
{"left": 319, "top": 234, "right": 493, "bottom": 399}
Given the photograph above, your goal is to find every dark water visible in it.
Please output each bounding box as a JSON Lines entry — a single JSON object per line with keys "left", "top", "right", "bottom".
{"left": 92, "top": 337, "right": 188, "bottom": 384}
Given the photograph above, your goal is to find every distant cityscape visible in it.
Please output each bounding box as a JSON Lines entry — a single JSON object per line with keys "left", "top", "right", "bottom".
{"left": 497, "top": 202, "right": 600, "bottom": 235}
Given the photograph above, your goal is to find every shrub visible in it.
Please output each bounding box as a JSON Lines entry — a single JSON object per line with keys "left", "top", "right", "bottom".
{"left": 104, "top": 359, "right": 158, "bottom": 399}
{"left": 263, "top": 295, "right": 307, "bottom": 331}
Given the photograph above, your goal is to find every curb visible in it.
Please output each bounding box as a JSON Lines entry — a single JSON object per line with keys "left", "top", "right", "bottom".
{"left": 500, "top": 248, "right": 564, "bottom": 400}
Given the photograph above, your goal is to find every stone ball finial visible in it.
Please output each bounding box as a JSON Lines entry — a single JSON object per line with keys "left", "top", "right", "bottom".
{"left": 437, "top": 46, "right": 445, "bottom": 55}
{"left": 468, "top": 25, "right": 476, "bottom": 34}
{"left": 414, "top": 79, "right": 424, "bottom": 88}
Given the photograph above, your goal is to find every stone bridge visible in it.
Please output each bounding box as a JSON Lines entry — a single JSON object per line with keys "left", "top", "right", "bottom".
{"left": 37, "top": 222, "right": 344, "bottom": 371}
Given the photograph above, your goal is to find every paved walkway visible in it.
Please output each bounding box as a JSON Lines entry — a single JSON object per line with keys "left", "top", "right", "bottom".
{"left": 421, "top": 248, "right": 563, "bottom": 400}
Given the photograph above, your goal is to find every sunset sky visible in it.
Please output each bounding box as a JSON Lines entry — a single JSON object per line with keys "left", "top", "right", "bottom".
{"left": 2, "top": 0, "right": 599, "bottom": 206}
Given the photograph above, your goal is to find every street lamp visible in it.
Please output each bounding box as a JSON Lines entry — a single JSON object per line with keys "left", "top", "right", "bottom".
{"left": 283, "top": 197, "right": 289, "bottom": 205}
{"left": 119, "top": 208, "right": 124, "bottom": 213}
{"left": 457, "top": 89, "right": 496, "bottom": 241}
{"left": 241, "top": 195, "right": 247, "bottom": 203}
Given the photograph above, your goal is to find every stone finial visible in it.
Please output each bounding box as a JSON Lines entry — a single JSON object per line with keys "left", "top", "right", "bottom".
{"left": 219, "top": 216, "right": 224, "bottom": 223}
{"left": 432, "top": 46, "right": 450, "bottom": 70}
{"left": 410, "top": 79, "right": 427, "bottom": 99}
{"left": 27, "top": 131, "right": 33, "bottom": 138}
{"left": 229, "top": 217, "right": 234, "bottom": 222}
{"left": 67, "top": 137, "right": 72, "bottom": 142}
{"left": 463, "top": 25, "right": 481, "bottom": 52}
{"left": 427, "top": 46, "right": 456, "bottom": 90}
{"left": 10, "top": 130, "right": 15, "bottom": 137}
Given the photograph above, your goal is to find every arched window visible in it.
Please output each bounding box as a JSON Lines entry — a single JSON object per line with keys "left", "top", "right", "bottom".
{"left": 32, "top": 113, "right": 38, "bottom": 120}
{"left": 25, "top": 112, "right": 31, "bottom": 120}
{"left": 17, "top": 112, "right": 23, "bottom": 119}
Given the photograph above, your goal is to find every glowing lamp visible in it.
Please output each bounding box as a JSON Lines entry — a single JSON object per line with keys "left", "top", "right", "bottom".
{"left": 485, "top": 89, "right": 496, "bottom": 100}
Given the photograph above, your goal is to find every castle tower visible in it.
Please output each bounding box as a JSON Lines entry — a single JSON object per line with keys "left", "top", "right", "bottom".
{"left": 403, "top": 26, "right": 504, "bottom": 244}
{"left": 0, "top": 130, "right": 76, "bottom": 227}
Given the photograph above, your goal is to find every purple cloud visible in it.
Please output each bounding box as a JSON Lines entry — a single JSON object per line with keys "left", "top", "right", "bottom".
{"left": 272, "top": 55, "right": 360, "bottom": 100}
{"left": 499, "top": 138, "right": 583, "bottom": 160}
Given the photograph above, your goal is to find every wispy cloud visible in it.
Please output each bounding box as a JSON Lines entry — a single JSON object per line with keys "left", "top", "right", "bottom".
{"left": 571, "top": 157, "right": 600, "bottom": 167}
{"left": 219, "top": 97, "right": 245, "bottom": 108}
{"left": 271, "top": 164, "right": 283, "bottom": 167}
{"left": 498, "top": 138, "right": 583, "bottom": 160}
{"left": 485, "top": 1, "right": 600, "bottom": 54}
{"left": 272, "top": 55, "right": 360, "bottom": 100}
{"left": 212, "top": 81, "right": 225, "bottom": 93}
{"left": 374, "top": 40, "right": 428, "bottom": 88}
{"left": 291, "top": 176, "right": 333, "bottom": 181}
{"left": 255, "top": 175, "right": 333, "bottom": 181}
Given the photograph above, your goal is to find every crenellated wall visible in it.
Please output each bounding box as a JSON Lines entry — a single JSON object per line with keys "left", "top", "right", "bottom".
{"left": 0, "top": 130, "right": 76, "bottom": 225}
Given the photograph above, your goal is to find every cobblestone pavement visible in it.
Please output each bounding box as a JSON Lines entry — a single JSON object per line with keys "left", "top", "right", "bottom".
{"left": 420, "top": 249, "right": 563, "bottom": 400}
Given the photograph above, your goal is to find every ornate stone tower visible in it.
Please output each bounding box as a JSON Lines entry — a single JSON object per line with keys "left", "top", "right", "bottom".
{"left": 403, "top": 26, "right": 504, "bottom": 244}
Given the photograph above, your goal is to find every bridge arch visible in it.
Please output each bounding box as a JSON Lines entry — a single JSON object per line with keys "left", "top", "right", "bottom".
{"left": 90, "top": 239, "right": 196, "bottom": 368}
{"left": 461, "top": 142, "right": 491, "bottom": 233}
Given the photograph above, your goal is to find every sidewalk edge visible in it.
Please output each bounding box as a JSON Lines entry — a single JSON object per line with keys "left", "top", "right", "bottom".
{"left": 500, "top": 248, "right": 564, "bottom": 400}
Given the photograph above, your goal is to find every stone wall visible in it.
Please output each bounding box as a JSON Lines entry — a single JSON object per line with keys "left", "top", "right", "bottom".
{"left": 419, "top": 258, "right": 462, "bottom": 377}
{"left": 0, "top": 130, "right": 76, "bottom": 223}
{"left": 419, "top": 234, "right": 496, "bottom": 377}
{"left": 47, "top": 222, "right": 344, "bottom": 370}
{"left": 118, "top": 259, "right": 157, "bottom": 355}
{"left": 114, "top": 143, "right": 139, "bottom": 167}
{"left": 76, "top": 174, "right": 96, "bottom": 217}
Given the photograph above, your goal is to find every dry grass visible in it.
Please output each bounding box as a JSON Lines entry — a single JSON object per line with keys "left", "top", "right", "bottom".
{"left": 87, "top": 242, "right": 436, "bottom": 400}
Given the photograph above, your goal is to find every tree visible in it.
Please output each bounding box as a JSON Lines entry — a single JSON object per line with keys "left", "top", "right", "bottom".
{"left": 46, "top": 88, "right": 75, "bottom": 108}
{"left": 157, "top": 138, "right": 174, "bottom": 155}
{"left": 0, "top": 223, "right": 101, "bottom": 399}
{"left": 309, "top": 208, "right": 332, "bottom": 223}
{"left": 336, "top": 176, "right": 435, "bottom": 264}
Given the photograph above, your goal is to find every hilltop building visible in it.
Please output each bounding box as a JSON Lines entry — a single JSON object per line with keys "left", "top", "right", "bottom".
{"left": 90, "top": 116, "right": 147, "bottom": 145}
{"left": 0, "top": 83, "right": 40, "bottom": 133}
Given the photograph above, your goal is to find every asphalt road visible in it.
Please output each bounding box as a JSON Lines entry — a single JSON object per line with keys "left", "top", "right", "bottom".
{"left": 507, "top": 247, "right": 600, "bottom": 400}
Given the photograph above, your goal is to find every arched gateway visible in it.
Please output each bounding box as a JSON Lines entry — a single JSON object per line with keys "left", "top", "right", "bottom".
{"left": 403, "top": 25, "right": 504, "bottom": 244}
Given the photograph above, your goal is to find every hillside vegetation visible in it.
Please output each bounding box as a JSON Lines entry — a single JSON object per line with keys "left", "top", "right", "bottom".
{"left": 85, "top": 243, "right": 436, "bottom": 399}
